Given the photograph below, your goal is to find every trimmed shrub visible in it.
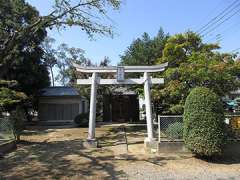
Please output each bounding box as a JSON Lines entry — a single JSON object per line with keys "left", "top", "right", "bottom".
{"left": 166, "top": 122, "right": 183, "bottom": 139}
{"left": 183, "top": 87, "right": 225, "bottom": 157}
{"left": 169, "top": 104, "right": 184, "bottom": 115}
{"left": 74, "top": 113, "right": 89, "bottom": 127}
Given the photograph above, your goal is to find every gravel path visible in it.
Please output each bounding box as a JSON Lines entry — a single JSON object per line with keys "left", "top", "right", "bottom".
{"left": 119, "top": 157, "right": 240, "bottom": 180}
{"left": 0, "top": 126, "right": 240, "bottom": 179}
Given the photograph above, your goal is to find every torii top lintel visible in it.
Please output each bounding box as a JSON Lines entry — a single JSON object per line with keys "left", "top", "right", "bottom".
{"left": 72, "top": 62, "right": 168, "bottom": 73}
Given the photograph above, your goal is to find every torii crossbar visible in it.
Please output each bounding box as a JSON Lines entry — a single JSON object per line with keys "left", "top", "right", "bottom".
{"left": 73, "top": 62, "right": 168, "bottom": 146}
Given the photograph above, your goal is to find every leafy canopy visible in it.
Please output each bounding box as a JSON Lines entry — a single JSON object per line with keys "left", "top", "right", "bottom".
{"left": 0, "top": 0, "right": 121, "bottom": 64}
{"left": 0, "top": 80, "right": 27, "bottom": 109}
{"left": 0, "top": 0, "right": 121, "bottom": 111}
{"left": 120, "top": 28, "right": 169, "bottom": 66}
{"left": 155, "top": 31, "right": 240, "bottom": 114}
{"left": 0, "top": 0, "right": 49, "bottom": 111}
{"left": 120, "top": 30, "right": 240, "bottom": 114}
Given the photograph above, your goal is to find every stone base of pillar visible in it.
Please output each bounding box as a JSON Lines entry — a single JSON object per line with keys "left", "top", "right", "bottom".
{"left": 83, "top": 139, "right": 98, "bottom": 148}
{"left": 144, "top": 138, "right": 158, "bottom": 153}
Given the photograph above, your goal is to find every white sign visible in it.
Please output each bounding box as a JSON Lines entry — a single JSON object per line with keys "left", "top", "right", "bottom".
{"left": 117, "top": 66, "right": 125, "bottom": 82}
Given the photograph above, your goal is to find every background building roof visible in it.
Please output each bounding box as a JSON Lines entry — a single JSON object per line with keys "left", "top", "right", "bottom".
{"left": 40, "top": 87, "right": 80, "bottom": 96}
{"left": 112, "top": 87, "right": 137, "bottom": 95}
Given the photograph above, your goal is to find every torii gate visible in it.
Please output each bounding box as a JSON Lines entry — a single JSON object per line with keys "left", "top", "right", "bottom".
{"left": 73, "top": 62, "right": 168, "bottom": 147}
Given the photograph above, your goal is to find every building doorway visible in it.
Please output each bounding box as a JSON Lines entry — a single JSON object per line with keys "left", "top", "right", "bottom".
{"left": 103, "top": 93, "right": 139, "bottom": 123}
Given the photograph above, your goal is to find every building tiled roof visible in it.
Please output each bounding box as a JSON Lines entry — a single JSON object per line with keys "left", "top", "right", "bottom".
{"left": 40, "top": 86, "right": 80, "bottom": 96}
{"left": 112, "top": 87, "right": 136, "bottom": 95}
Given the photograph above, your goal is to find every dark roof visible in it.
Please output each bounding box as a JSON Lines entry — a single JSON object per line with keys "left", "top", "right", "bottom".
{"left": 40, "top": 87, "right": 80, "bottom": 96}
{"left": 112, "top": 87, "right": 137, "bottom": 95}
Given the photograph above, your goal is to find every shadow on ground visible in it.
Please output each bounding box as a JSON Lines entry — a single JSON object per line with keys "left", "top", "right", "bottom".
{"left": 1, "top": 125, "right": 240, "bottom": 179}
{"left": 0, "top": 139, "right": 127, "bottom": 179}
{"left": 98, "top": 125, "right": 146, "bottom": 147}
{"left": 0, "top": 139, "right": 185, "bottom": 179}
{"left": 0, "top": 125, "right": 185, "bottom": 179}
{"left": 197, "top": 154, "right": 240, "bottom": 165}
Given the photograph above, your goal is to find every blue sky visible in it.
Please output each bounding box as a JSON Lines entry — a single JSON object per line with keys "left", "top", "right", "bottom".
{"left": 27, "top": 0, "right": 240, "bottom": 65}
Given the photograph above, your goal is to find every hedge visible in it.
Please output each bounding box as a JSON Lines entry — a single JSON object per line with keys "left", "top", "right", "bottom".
{"left": 183, "top": 87, "right": 225, "bottom": 157}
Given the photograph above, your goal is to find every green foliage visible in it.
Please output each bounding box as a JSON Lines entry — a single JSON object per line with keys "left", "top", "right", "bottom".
{"left": 155, "top": 31, "right": 240, "bottom": 114}
{"left": 0, "top": 0, "right": 48, "bottom": 73}
{"left": 0, "top": 0, "right": 121, "bottom": 65}
{"left": 0, "top": 0, "right": 121, "bottom": 111}
{"left": 166, "top": 122, "right": 183, "bottom": 139}
{"left": 120, "top": 28, "right": 169, "bottom": 66}
{"left": 9, "top": 106, "right": 26, "bottom": 141}
{"left": 55, "top": 43, "right": 91, "bottom": 86}
{"left": 0, "top": 80, "right": 27, "bottom": 110}
{"left": 169, "top": 104, "right": 184, "bottom": 115}
{"left": 0, "top": 0, "right": 50, "bottom": 111}
{"left": 42, "top": 37, "right": 58, "bottom": 86}
{"left": 120, "top": 28, "right": 169, "bottom": 102}
{"left": 0, "top": 80, "right": 17, "bottom": 86}
{"left": 50, "top": 0, "right": 121, "bottom": 37}
{"left": 120, "top": 30, "right": 240, "bottom": 115}
{"left": 0, "top": 87, "right": 27, "bottom": 107}
{"left": 183, "top": 87, "right": 225, "bottom": 157}
{"left": 159, "top": 31, "right": 219, "bottom": 67}
{"left": 74, "top": 113, "right": 89, "bottom": 127}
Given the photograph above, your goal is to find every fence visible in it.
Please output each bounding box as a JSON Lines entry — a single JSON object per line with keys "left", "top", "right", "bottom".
{"left": 0, "top": 117, "right": 15, "bottom": 143}
{"left": 155, "top": 115, "right": 183, "bottom": 142}
{"left": 225, "top": 115, "right": 240, "bottom": 140}
{"left": 155, "top": 115, "right": 240, "bottom": 142}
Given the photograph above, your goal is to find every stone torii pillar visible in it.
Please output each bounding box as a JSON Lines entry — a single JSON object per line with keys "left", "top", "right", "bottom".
{"left": 144, "top": 72, "right": 154, "bottom": 141}
{"left": 88, "top": 72, "right": 97, "bottom": 141}
{"left": 73, "top": 62, "right": 168, "bottom": 148}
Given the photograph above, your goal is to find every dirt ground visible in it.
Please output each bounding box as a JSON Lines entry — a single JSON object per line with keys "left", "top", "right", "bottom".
{"left": 0, "top": 124, "right": 240, "bottom": 180}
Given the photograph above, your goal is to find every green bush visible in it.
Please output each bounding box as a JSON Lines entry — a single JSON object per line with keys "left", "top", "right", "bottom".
{"left": 166, "top": 122, "right": 183, "bottom": 139}
{"left": 74, "top": 113, "right": 89, "bottom": 127}
{"left": 169, "top": 104, "right": 184, "bottom": 115}
{"left": 183, "top": 87, "right": 225, "bottom": 157}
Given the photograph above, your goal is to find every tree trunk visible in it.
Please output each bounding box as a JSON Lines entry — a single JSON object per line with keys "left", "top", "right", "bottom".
{"left": 24, "top": 107, "right": 32, "bottom": 122}
{"left": 16, "top": 135, "right": 20, "bottom": 142}
{"left": 50, "top": 67, "right": 55, "bottom": 86}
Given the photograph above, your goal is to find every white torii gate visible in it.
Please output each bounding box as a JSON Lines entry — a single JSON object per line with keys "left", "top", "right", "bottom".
{"left": 73, "top": 62, "right": 168, "bottom": 146}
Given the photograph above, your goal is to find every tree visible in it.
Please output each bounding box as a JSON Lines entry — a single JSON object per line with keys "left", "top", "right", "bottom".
{"left": 0, "top": 0, "right": 121, "bottom": 109}
{"left": 120, "top": 30, "right": 240, "bottom": 115}
{"left": 100, "top": 56, "right": 111, "bottom": 66}
{"left": 55, "top": 43, "right": 91, "bottom": 85}
{"left": 183, "top": 87, "right": 225, "bottom": 157}
{"left": 120, "top": 27, "right": 169, "bottom": 66}
{"left": 0, "top": 0, "right": 48, "bottom": 79}
{"left": 0, "top": 0, "right": 121, "bottom": 73}
{"left": 0, "top": 80, "right": 27, "bottom": 110}
{"left": 0, "top": 80, "right": 27, "bottom": 140}
{"left": 0, "top": 0, "right": 50, "bottom": 112}
{"left": 42, "top": 37, "right": 58, "bottom": 86}
{"left": 119, "top": 28, "right": 169, "bottom": 106}
{"left": 155, "top": 31, "right": 240, "bottom": 114}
